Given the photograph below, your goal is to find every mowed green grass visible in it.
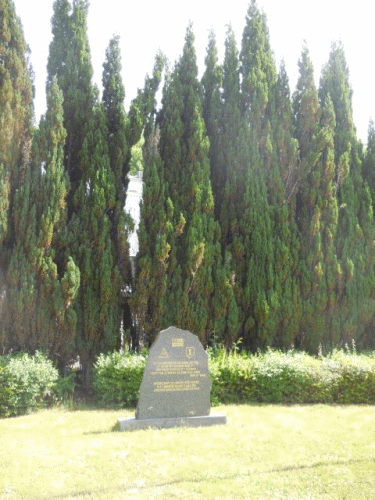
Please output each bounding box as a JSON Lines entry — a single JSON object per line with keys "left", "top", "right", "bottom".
{"left": 0, "top": 405, "right": 374, "bottom": 500}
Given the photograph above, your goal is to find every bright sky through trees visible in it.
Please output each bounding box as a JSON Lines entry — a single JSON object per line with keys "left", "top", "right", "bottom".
{"left": 15, "top": 0, "right": 375, "bottom": 143}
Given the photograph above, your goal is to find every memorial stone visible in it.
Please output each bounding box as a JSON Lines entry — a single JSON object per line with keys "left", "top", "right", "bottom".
{"left": 117, "top": 326, "right": 226, "bottom": 430}
{"left": 136, "top": 326, "right": 211, "bottom": 419}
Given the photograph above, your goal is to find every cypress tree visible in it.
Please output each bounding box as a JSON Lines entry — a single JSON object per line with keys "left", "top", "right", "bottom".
{"left": 129, "top": 50, "right": 165, "bottom": 147}
{"left": 0, "top": 0, "right": 34, "bottom": 348}
{"left": 201, "top": 26, "right": 241, "bottom": 346}
{"left": 216, "top": 24, "right": 245, "bottom": 250}
{"left": 68, "top": 102, "right": 120, "bottom": 377}
{"left": 47, "top": 0, "right": 96, "bottom": 209}
{"left": 293, "top": 43, "right": 321, "bottom": 239}
{"left": 47, "top": 0, "right": 123, "bottom": 380}
{"left": 157, "top": 25, "right": 226, "bottom": 344}
{"left": 299, "top": 95, "right": 340, "bottom": 351}
{"left": 274, "top": 60, "right": 299, "bottom": 205}
{"left": 239, "top": 142, "right": 275, "bottom": 349}
{"left": 102, "top": 35, "right": 130, "bottom": 206}
{"left": 320, "top": 43, "right": 375, "bottom": 348}
{"left": 201, "top": 29, "right": 222, "bottom": 218}
{"left": 129, "top": 127, "right": 174, "bottom": 346}
{"left": 293, "top": 44, "right": 320, "bottom": 161}
{"left": 217, "top": 24, "right": 251, "bottom": 346}
{"left": 0, "top": 0, "right": 33, "bottom": 257}
{"left": 4, "top": 77, "right": 80, "bottom": 357}
{"left": 240, "top": 0, "right": 276, "bottom": 146}
{"left": 101, "top": 35, "right": 133, "bottom": 329}
{"left": 319, "top": 42, "right": 355, "bottom": 165}
{"left": 269, "top": 62, "right": 302, "bottom": 349}
{"left": 234, "top": 0, "right": 280, "bottom": 349}
{"left": 292, "top": 43, "right": 335, "bottom": 351}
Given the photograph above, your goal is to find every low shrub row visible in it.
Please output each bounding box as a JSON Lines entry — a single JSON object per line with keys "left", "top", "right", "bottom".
{"left": 1, "top": 348, "right": 374, "bottom": 417}
{"left": 93, "top": 347, "right": 375, "bottom": 407}
{"left": 0, "top": 352, "right": 75, "bottom": 417}
{"left": 209, "top": 348, "right": 375, "bottom": 405}
{"left": 93, "top": 351, "right": 147, "bottom": 407}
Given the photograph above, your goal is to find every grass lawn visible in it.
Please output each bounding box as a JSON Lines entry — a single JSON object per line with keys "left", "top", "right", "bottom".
{"left": 0, "top": 404, "right": 374, "bottom": 499}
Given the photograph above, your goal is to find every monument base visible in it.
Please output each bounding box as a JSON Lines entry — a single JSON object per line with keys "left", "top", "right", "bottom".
{"left": 117, "top": 413, "right": 227, "bottom": 431}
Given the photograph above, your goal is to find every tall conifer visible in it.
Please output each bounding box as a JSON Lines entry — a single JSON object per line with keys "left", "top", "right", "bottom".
{"left": 47, "top": 0, "right": 96, "bottom": 209}
{"left": 4, "top": 77, "right": 80, "bottom": 357}
{"left": 293, "top": 44, "right": 333, "bottom": 351}
{"left": 293, "top": 44, "right": 322, "bottom": 236}
{"left": 240, "top": 0, "right": 276, "bottom": 145}
{"left": 298, "top": 94, "right": 340, "bottom": 351}
{"left": 0, "top": 0, "right": 33, "bottom": 256}
{"left": 102, "top": 35, "right": 129, "bottom": 207}
{"left": 0, "top": 0, "right": 34, "bottom": 348}
{"left": 319, "top": 42, "right": 355, "bottom": 165}
{"left": 216, "top": 24, "right": 245, "bottom": 250}
{"left": 68, "top": 102, "right": 121, "bottom": 376}
{"left": 270, "top": 62, "right": 302, "bottom": 348}
{"left": 157, "top": 25, "right": 226, "bottom": 344}
{"left": 129, "top": 127, "right": 174, "bottom": 345}
{"left": 234, "top": 0, "right": 280, "bottom": 349}
{"left": 201, "top": 30, "right": 222, "bottom": 218}
{"left": 274, "top": 61, "right": 299, "bottom": 205}
{"left": 47, "top": 0, "right": 123, "bottom": 380}
{"left": 320, "top": 43, "right": 375, "bottom": 348}
{"left": 101, "top": 35, "right": 133, "bottom": 326}
{"left": 201, "top": 26, "right": 241, "bottom": 345}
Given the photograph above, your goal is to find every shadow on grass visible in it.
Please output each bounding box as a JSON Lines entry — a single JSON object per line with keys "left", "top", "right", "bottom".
{"left": 264, "top": 457, "right": 375, "bottom": 474}
{"left": 43, "top": 457, "right": 375, "bottom": 500}
{"left": 57, "top": 389, "right": 136, "bottom": 414}
{"left": 39, "top": 487, "right": 114, "bottom": 500}
{"left": 83, "top": 421, "right": 122, "bottom": 435}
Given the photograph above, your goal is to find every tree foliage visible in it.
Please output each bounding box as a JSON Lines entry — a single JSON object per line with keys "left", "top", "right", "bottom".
{"left": 2, "top": 0, "right": 375, "bottom": 371}
{"left": 0, "top": 0, "right": 33, "bottom": 255}
{"left": 0, "top": 0, "right": 35, "bottom": 350}
{"left": 155, "top": 25, "right": 227, "bottom": 344}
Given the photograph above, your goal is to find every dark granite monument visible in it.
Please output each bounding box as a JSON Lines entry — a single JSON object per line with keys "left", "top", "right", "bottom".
{"left": 117, "top": 326, "right": 226, "bottom": 430}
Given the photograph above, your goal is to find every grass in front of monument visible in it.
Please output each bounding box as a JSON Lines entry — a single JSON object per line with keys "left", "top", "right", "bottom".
{"left": 1, "top": 404, "right": 374, "bottom": 500}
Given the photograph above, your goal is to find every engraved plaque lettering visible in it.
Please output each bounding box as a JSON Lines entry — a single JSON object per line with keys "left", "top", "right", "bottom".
{"left": 136, "top": 326, "right": 211, "bottom": 419}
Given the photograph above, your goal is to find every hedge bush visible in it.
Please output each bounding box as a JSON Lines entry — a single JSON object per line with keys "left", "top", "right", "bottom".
{"left": 3, "top": 348, "right": 373, "bottom": 416}
{"left": 0, "top": 351, "right": 59, "bottom": 417}
{"left": 208, "top": 348, "right": 256, "bottom": 405}
{"left": 210, "top": 348, "right": 375, "bottom": 405}
{"left": 211, "top": 348, "right": 338, "bottom": 404}
{"left": 93, "top": 351, "right": 147, "bottom": 407}
{"left": 0, "top": 365, "right": 25, "bottom": 417}
{"left": 92, "top": 347, "right": 375, "bottom": 407}
{"left": 327, "top": 350, "right": 375, "bottom": 404}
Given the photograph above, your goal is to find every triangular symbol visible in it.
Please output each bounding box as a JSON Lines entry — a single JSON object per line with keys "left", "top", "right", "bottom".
{"left": 159, "top": 348, "right": 169, "bottom": 358}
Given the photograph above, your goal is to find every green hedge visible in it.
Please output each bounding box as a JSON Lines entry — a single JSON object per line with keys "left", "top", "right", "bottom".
{"left": 93, "top": 348, "right": 375, "bottom": 407}
{"left": 209, "top": 348, "right": 338, "bottom": 405}
{"left": 327, "top": 350, "right": 375, "bottom": 404}
{"left": 3, "top": 348, "right": 373, "bottom": 416}
{"left": 0, "top": 352, "right": 59, "bottom": 417}
{"left": 210, "top": 348, "right": 375, "bottom": 405}
{"left": 93, "top": 351, "right": 147, "bottom": 407}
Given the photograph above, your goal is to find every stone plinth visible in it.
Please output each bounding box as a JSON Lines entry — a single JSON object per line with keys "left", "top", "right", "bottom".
{"left": 117, "top": 413, "right": 227, "bottom": 431}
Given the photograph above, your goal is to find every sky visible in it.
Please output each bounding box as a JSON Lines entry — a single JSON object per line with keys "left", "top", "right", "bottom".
{"left": 13, "top": 0, "right": 375, "bottom": 143}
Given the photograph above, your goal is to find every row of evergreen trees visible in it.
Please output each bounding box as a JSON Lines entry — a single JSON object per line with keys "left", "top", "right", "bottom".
{"left": 0, "top": 0, "right": 159, "bottom": 382}
{"left": 131, "top": 1, "right": 375, "bottom": 353}
{"left": 1, "top": 0, "right": 375, "bottom": 383}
